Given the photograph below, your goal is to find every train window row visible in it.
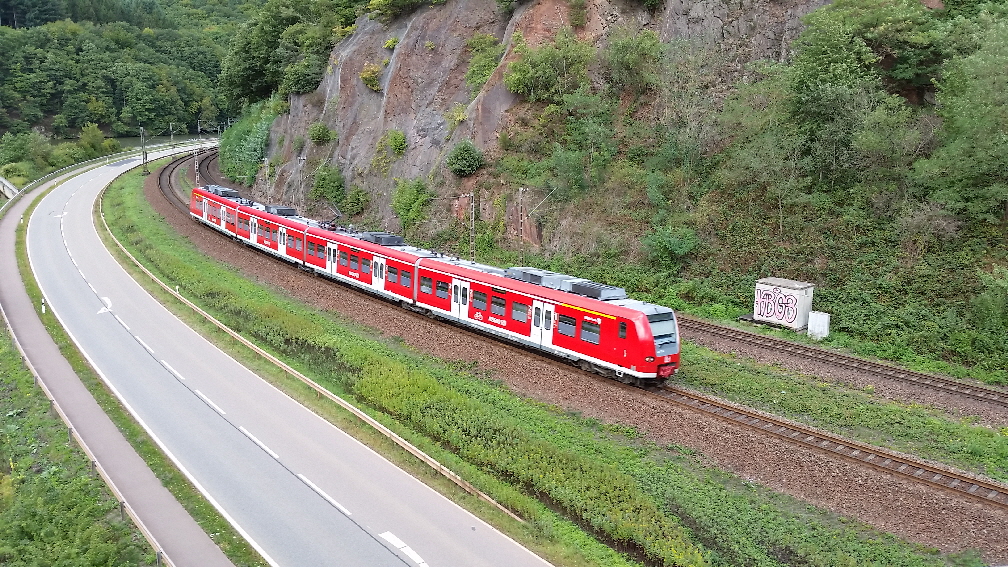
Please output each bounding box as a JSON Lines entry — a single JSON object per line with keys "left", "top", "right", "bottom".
{"left": 386, "top": 267, "right": 412, "bottom": 288}
{"left": 238, "top": 218, "right": 250, "bottom": 232}
{"left": 556, "top": 314, "right": 612, "bottom": 345}
{"left": 257, "top": 225, "right": 278, "bottom": 242}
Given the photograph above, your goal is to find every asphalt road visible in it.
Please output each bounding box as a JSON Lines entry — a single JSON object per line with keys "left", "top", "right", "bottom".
{"left": 27, "top": 152, "right": 553, "bottom": 567}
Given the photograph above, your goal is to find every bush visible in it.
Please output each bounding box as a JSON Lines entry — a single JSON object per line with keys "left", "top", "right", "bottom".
{"left": 392, "top": 178, "right": 433, "bottom": 230}
{"left": 465, "top": 33, "right": 506, "bottom": 96}
{"left": 342, "top": 186, "right": 370, "bottom": 216}
{"left": 604, "top": 28, "right": 664, "bottom": 95}
{"left": 446, "top": 140, "right": 484, "bottom": 177}
{"left": 503, "top": 29, "right": 594, "bottom": 104}
{"left": 279, "top": 55, "right": 326, "bottom": 96}
{"left": 219, "top": 99, "right": 280, "bottom": 186}
{"left": 384, "top": 37, "right": 399, "bottom": 50}
{"left": 309, "top": 165, "right": 345, "bottom": 202}
{"left": 360, "top": 63, "right": 383, "bottom": 92}
{"left": 388, "top": 129, "right": 407, "bottom": 156}
{"left": 308, "top": 122, "right": 334, "bottom": 145}
{"left": 644, "top": 226, "right": 699, "bottom": 264}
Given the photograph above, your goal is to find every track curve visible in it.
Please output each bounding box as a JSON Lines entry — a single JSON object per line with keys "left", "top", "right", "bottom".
{"left": 160, "top": 151, "right": 1008, "bottom": 510}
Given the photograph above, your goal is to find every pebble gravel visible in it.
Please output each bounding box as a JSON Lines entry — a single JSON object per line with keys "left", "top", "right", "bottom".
{"left": 686, "top": 328, "right": 1008, "bottom": 429}
{"left": 147, "top": 169, "right": 1008, "bottom": 562}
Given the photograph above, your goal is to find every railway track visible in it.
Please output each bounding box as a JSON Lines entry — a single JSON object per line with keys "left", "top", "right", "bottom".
{"left": 654, "top": 384, "right": 1008, "bottom": 509}
{"left": 679, "top": 315, "right": 1008, "bottom": 409}
{"left": 154, "top": 152, "right": 1008, "bottom": 510}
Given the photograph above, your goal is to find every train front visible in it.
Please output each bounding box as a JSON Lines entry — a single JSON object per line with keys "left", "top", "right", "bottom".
{"left": 644, "top": 309, "right": 680, "bottom": 381}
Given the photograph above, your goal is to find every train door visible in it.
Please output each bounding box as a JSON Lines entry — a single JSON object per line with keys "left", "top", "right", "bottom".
{"left": 372, "top": 257, "right": 385, "bottom": 292}
{"left": 249, "top": 218, "right": 258, "bottom": 244}
{"left": 530, "top": 300, "right": 555, "bottom": 347}
{"left": 278, "top": 227, "right": 287, "bottom": 256}
{"left": 451, "top": 279, "right": 469, "bottom": 319}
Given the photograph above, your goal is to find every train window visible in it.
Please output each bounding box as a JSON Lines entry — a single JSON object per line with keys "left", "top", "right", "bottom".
{"left": 339, "top": 251, "right": 348, "bottom": 266}
{"left": 619, "top": 321, "right": 627, "bottom": 339}
{"left": 461, "top": 288, "right": 467, "bottom": 305}
{"left": 581, "top": 321, "right": 601, "bottom": 344}
{"left": 544, "top": 310, "right": 552, "bottom": 330}
{"left": 379, "top": 263, "right": 384, "bottom": 279}
{"left": 295, "top": 237, "right": 302, "bottom": 250}
{"left": 534, "top": 307, "right": 541, "bottom": 327}
{"left": 308, "top": 242, "right": 316, "bottom": 255}
{"left": 558, "top": 314, "right": 576, "bottom": 337}
{"left": 436, "top": 281, "right": 449, "bottom": 299}
{"left": 420, "top": 277, "right": 433, "bottom": 294}
{"left": 401, "top": 272, "right": 411, "bottom": 288}
{"left": 361, "top": 259, "right": 371, "bottom": 273}
{"left": 272, "top": 229, "right": 279, "bottom": 242}
{"left": 473, "top": 291, "right": 487, "bottom": 311}
{"left": 491, "top": 296, "right": 506, "bottom": 316}
{"left": 388, "top": 266, "right": 398, "bottom": 284}
{"left": 512, "top": 302, "right": 528, "bottom": 323}
{"left": 318, "top": 245, "right": 326, "bottom": 259}
{"left": 453, "top": 285, "right": 459, "bottom": 303}
{"left": 350, "top": 255, "right": 359, "bottom": 270}
{"left": 287, "top": 235, "right": 294, "bottom": 247}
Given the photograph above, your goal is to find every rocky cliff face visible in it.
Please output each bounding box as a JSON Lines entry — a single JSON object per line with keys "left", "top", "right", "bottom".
{"left": 257, "top": 0, "right": 827, "bottom": 234}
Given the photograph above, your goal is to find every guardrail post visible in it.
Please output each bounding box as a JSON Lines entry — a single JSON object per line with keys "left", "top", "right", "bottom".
{"left": 68, "top": 426, "right": 72, "bottom": 444}
{"left": 156, "top": 550, "right": 162, "bottom": 566}
{"left": 120, "top": 500, "right": 125, "bottom": 521}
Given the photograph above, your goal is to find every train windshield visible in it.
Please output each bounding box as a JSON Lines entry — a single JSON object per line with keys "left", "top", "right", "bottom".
{"left": 647, "top": 312, "right": 678, "bottom": 345}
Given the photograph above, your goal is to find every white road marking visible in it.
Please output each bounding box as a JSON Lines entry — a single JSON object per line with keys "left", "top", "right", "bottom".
{"left": 297, "top": 474, "right": 352, "bottom": 516}
{"left": 239, "top": 426, "right": 280, "bottom": 460}
{"left": 88, "top": 283, "right": 96, "bottom": 293}
{"left": 160, "top": 360, "right": 184, "bottom": 381}
{"left": 98, "top": 297, "right": 113, "bottom": 315}
{"left": 135, "top": 336, "right": 154, "bottom": 354}
{"left": 379, "top": 532, "right": 429, "bottom": 566}
{"left": 101, "top": 297, "right": 112, "bottom": 309}
{"left": 195, "top": 389, "right": 226, "bottom": 415}
{"left": 114, "top": 314, "right": 129, "bottom": 330}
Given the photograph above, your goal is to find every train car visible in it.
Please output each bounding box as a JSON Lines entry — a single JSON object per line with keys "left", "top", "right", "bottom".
{"left": 190, "top": 186, "right": 680, "bottom": 384}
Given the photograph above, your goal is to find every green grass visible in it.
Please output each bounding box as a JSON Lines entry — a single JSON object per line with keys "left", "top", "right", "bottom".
{"left": 13, "top": 166, "right": 269, "bottom": 567}
{"left": 0, "top": 317, "right": 155, "bottom": 566}
{"left": 95, "top": 151, "right": 986, "bottom": 567}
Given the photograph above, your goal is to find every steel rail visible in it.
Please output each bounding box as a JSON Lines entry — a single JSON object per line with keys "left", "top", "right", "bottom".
{"left": 679, "top": 315, "right": 1008, "bottom": 409}
{"left": 655, "top": 384, "right": 1008, "bottom": 509}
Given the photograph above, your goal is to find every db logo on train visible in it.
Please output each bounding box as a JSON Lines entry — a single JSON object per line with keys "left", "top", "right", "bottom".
{"left": 473, "top": 311, "right": 483, "bottom": 321}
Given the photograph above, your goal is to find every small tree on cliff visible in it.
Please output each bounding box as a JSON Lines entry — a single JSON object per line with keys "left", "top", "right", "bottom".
{"left": 446, "top": 140, "right": 484, "bottom": 177}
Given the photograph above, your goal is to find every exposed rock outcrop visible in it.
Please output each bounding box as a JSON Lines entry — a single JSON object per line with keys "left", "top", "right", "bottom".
{"left": 259, "top": 0, "right": 828, "bottom": 234}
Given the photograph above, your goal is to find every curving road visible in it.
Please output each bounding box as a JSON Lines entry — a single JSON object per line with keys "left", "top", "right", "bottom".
{"left": 24, "top": 151, "right": 552, "bottom": 567}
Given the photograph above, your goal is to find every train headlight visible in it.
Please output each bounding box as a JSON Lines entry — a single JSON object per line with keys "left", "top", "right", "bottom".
{"left": 645, "top": 356, "right": 655, "bottom": 362}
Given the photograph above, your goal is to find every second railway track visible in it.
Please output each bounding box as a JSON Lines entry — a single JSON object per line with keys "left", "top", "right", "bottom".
{"left": 679, "top": 315, "right": 1008, "bottom": 409}
{"left": 155, "top": 150, "right": 1008, "bottom": 511}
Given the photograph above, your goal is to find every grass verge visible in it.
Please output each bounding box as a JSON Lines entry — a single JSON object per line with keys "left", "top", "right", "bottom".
{"left": 0, "top": 327, "right": 156, "bottom": 566}
{"left": 14, "top": 165, "right": 268, "bottom": 567}
{"left": 95, "top": 157, "right": 986, "bottom": 566}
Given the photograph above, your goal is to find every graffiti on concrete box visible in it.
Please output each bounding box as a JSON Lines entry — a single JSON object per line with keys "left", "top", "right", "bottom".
{"left": 754, "top": 287, "right": 798, "bottom": 324}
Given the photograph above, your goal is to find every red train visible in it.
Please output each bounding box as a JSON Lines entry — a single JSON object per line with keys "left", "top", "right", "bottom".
{"left": 190, "top": 185, "right": 680, "bottom": 384}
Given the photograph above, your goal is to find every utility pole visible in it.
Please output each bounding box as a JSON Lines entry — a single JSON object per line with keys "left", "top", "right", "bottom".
{"left": 298, "top": 156, "right": 307, "bottom": 208}
{"left": 197, "top": 119, "right": 202, "bottom": 145}
{"left": 517, "top": 187, "right": 527, "bottom": 266}
{"left": 169, "top": 122, "right": 174, "bottom": 148}
{"left": 140, "top": 126, "right": 149, "bottom": 175}
{"left": 194, "top": 148, "right": 201, "bottom": 187}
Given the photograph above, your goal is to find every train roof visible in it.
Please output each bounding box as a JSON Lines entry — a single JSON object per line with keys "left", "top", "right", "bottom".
{"left": 196, "top": 186, "right": 676, "bottom": 321}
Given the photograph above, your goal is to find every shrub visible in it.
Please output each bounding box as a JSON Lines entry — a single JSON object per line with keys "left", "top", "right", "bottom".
{"left": 342, "top": 186, "right": 370, "bottom": 216}
{"left": 308, "top": 122, "right": 334, "bottom": 145}
{"left": 644, "top": 226, "right": 699, "bottom": 264}
{"left": 464, "top": 33, "right": 506, "bottom": 96}
{"left": 367, "top": 0, "right": 424, "bottom": 22}
{"left": 360, "top": 63, "right": 383, "bottom": 92}
{"left": 219, "top": 98, "right": 280, "bottom": 186}
{"left": 446, "top": 140, "right": 484, "bottom": 177}
{"left": 424, "top": 41, "right": 436, "bottom": 50}
{"left": 392, "top": 178, "right": 433, "bottom": 230}
{"left": 279, "top": 55, "right": 325, "bottom": 95}
{"left": 388, "top": 129, "right": 407, "bottom": 156}
{"left": 309, "top": 165, "right": 345, "bottom": 202}
{"left": 503, "top": 29, "right": 594, "bottom": 104}
{"left": 604, "top": 28, "right": 664, "bottom": 95}
{"left": 445, "top": 102, "right": 468, "bottom": 135}
{"left": 384, "top": 37, "right": 399, "bottom": 50}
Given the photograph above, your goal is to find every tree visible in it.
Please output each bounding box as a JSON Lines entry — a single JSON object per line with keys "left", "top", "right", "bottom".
{"left": 914, "top": 21, "right": 1008, "bottom": 224}
{"left": 391, "top": 178, "right": 432, "bottom": 231}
